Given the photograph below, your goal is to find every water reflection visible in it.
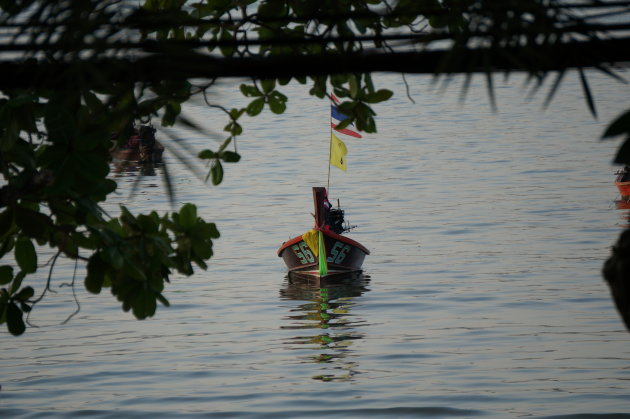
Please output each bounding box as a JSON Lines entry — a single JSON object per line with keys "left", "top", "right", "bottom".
{"left": 279, "top": 274, "right": 371, "bottom": 382}
{"left": 614, "top": 199, "right": 630, "bottom": 228}
{"left": 111, "top": 160, "right": 163, "bottom": 177}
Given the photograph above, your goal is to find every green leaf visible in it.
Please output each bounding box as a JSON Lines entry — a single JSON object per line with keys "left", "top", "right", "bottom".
{"left": 85, "top": 272, "right": 104, "bottom": 294}
{"left": 14, "top": 286, "right": 34, "bottom": 301}
{"left": 0, "top": 236, "right": 15, "bottom": 259}
{"left": 208, "top": 223, "right": 220, "bottom": 239}
{"left": 9, "top": 271, "right": 25, "bottom": 295}
{"left": 229, "top": 108, "right": 246, "bottom": 119}
{"left": 354, "top": 18, "right": 367, "bottom": 34}
{"left": 309, "top": 76, "right": 327, "bottom": 98}
{"left": 239, "top": 85, "right": 261, "bottom": 97}
{"left": 156, "top": 292, "right": 170, "bottom": 307}
{"left": 364, "top": 89, "right": 393, "bottom": 103}
{"left": 246, "top": 98, "right": 265, "bottom": 116}
{"left": 125, "top": 263, "right": 148, "bottom": 282}
{"left": 0, "top": 208, "right": 14, "bottom": 239}
{"left": 218, "top": 137, "right": 232, "bottom": 153}
{"left": 15, "top": 238, "right": 37, "bottom": 273}
{"left": 86, "top": 254, "right": 106, "bottom": 294}
{"left": 335, "top": 118, "right": 352, "bottom": 130}
{"left": 261, "top": 79, "right": 276, "bottom": 93}
{"left": 365, "top": 73, "right": 375, "bottom": 94}
{"left": 179, "top": 203, "right": 197, "bottom": 229}
{"left": 191, "top": 238, "right": 212, "bottom": 260}
{"left": 198, "top": 222, "right": 220, "bottom": 239}
{"left": 162, "top": 102, "right": 181, "bottom": 126}
{"left": 198, "top": 149, "right": 217, "bottom": 160}
{"left": 7, "top": 302, "right": 25, "bottom": 335}
{"left": 227, "top": 122, "right": 242, "bottom": 136}
{"left": 366, "top": 116, "right": 377, "bottom": 133}
{"left": 221, "top": 151, "right": 241, "bottom": 163}
{"left": 258, "top": 1, "right": 285, "bottom": 17}
{"left": 211, "top": 160, "right": 224, "bottom": 185}
{"left": 0, "top": 302, "right": 7, "bottom": 325}
{"left": 91, "top": 178, "right": 118, "bottom": 201}
{"left": 0, "top": 119, "right": 19, "bottom": 152}
{"left": 136, "top": 214, "right": 158, "bottom": 234}
{"left": 83, "top": 91, "right": 104, "bottom": 113}
{"left": 219, "top": 28, "right": 235, "bottom": 57}
{"left": 132, "top": 289, "right": 156, "bottom": 320}
{"left": 15, "top": 208, "right": 50, "bottom": 238}
{"left": 613, "top": 137, "right": 630, "bottom": 165}
{"left": 44, "top": 103, "right": 75, "bottom": 144}
{"left": 268, "top": 95, "right": 286, "bottom": 114}
{"left": 105, "top": 246, "right": 124, "bottom": 270}
{"left": 349, "top": 75, "right": 360, "bottom": 98}
{"left": 72, "top": 152, "right": 110, "bottom": 182}
{"left": 147, "top": 272, "right": 164, "bottom": 293}
{"left": 0, "top": 265, "right": 13, "bottom": 285}
{"left": 603, "top": 110, "right": 630, "bottom": 139}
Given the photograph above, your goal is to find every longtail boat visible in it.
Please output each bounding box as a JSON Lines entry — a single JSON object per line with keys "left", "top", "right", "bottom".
{"left": 277, "top": 187, "right": 369, "bottom": 280}
{"left": 616, "top": 166, "right": 630, "bottom": 201}
{"left": 111, "top": 123, "right": 164, "bottom": 163}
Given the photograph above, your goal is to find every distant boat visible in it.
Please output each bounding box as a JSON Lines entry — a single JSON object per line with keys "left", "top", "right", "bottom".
{"left": 277, "top": 187, "right": 369, "bottom": 280}
{"left": 615, "top": 166, "right": 630, "bottom": 201}
{"left": 111, "top": 123, "right": 164, "bottom": 163}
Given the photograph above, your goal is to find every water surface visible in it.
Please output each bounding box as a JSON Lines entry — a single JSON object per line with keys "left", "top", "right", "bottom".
{"left": 2, "top": 71, "right": 630, "bottom": 418}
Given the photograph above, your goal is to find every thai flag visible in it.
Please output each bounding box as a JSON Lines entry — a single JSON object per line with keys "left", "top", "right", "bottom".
{"left": 330, "top": 94, "right": 362, "bottom": 138}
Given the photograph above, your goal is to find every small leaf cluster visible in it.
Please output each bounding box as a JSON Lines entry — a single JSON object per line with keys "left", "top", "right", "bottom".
{"left": 85, "top": 204, "right": 219, "bottom": 320}
{"left": 0, "top": 266, "right": 34, "bottom": 336}
{"left": 329, "top": 73, "right": 392, "bottom": 133}
{"left": 0, "top": 52, "right": 198, "bottom": 337}
{"left": 198, "top": 138, "right": 241, "bottom": 185}
{"left": 141, "top": 0, "right": 401, "bottom": 144}
{"left": 241, "top": 79, "right": 288, "bottom": 116}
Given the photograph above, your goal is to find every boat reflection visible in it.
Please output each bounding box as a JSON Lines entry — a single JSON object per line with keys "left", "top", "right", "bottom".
{"left": 111, "top": 160, "right": 164, "bottom": 177}
{"left": 614, "top": 200, "right": 630, "bottom": 228}
{"left": 279, "top": 273, "right": 371, "bottom": 382}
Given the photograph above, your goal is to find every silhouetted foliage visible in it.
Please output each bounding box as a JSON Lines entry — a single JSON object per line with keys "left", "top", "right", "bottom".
{"left": 603, "top": 230, "right": 630, "bottom": 331}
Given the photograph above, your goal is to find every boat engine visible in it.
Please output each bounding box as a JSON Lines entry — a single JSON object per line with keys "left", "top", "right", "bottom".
{"left": 326, "top": 207, "right": 346, "bottom": 234}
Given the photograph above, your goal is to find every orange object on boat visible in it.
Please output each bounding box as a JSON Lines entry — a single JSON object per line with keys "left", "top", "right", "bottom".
{"left": 615, "top": 166, "right": 630, "bottom": 201}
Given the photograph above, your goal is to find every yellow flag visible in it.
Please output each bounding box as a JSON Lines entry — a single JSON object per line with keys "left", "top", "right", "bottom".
{"left": 330, "top": 132, "right": 347, "bottom": 172}
{"left": 302, "top": 229, "right": 319, "bottom": 256}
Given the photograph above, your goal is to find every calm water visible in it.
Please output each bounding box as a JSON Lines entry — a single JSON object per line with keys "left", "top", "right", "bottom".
{"left": 2, "top": 71, "right": 630, "bottom": 418}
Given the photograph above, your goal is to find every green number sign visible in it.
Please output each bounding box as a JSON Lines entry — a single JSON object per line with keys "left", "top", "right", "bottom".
{"left": 292, "top": 242, "right": 315, "bottom": 264}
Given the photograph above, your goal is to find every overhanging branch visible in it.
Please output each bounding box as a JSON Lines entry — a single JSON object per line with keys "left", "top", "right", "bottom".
{"left": 1, "top": 37, "right": 629, "bottom": 90}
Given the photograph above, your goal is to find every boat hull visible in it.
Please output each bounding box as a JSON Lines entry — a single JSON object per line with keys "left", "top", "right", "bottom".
{"left": 278, "top": 229, "right": 369, "bottom": 280}
{"left": 111, "top": 142, "right": 165, "bottom": 163}
{"left": 616, "top": 180, "right": 630, "bottom": 201}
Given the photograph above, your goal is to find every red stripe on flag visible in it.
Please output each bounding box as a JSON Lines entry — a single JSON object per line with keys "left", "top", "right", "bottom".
{"left": 331, "top": 122, "right": 362, "bottom": 138}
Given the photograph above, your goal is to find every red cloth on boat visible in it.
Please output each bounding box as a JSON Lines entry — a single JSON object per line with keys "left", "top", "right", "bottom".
{"left": 124, "top": 135, "right": 140, "bottom": 149}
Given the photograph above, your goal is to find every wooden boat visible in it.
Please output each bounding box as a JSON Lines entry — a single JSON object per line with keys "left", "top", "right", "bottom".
{"left": 277, "top": 187, "right": 369, "bottom": 280}
{"left": 615, "top": 166, "right": 630, "bottom": 201}
{"left": 111, "top": 123, "right": 164, "bottom": 163}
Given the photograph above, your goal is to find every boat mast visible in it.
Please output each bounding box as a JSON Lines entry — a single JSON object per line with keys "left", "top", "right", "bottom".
{"left": 312, "top": 187, "right": 327, "bottom": 228}
{"left": 327, "top": 94, "right": 333, "bottom": 193}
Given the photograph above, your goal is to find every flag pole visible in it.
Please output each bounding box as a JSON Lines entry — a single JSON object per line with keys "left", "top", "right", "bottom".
{"left": 327, "top": 95, "right": 333, "bottom": 192}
